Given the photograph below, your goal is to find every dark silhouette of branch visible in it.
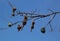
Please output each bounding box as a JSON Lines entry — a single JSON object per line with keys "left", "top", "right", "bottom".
{"left": 0, "top": 0, "right": 60, "bottom": 33}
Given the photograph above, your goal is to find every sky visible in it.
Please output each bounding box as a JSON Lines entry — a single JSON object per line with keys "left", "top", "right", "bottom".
{"left": 0, "top": 0, "right": 60, "bottom": 41}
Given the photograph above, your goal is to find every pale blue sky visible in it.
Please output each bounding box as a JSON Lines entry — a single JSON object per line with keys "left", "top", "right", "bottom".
{"left": 0, "top": 0, "right": 60, "bottom": 41}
